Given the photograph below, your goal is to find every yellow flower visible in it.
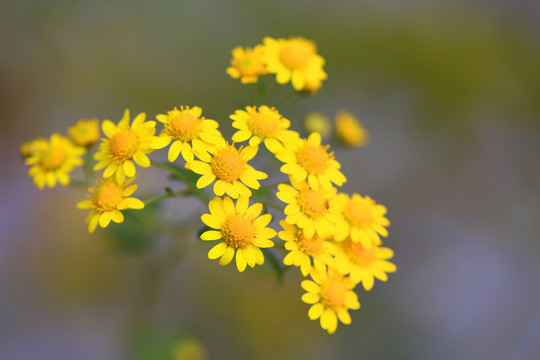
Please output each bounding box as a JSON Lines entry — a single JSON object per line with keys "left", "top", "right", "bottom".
{"left": 303, "top": 112, "right": 331, "bottom": 138}
{"left": 262, "top": 36, "right": 327, "bottom": 92}
{"left": 187, "top": 140, "right": 267, "bottom": 198}
{"left": 301, "top": 268, "right": 360, "bottom": 334}
{"left": 279, "top": 220, "right": 340, "bottom": 276}
{"left": 77, "top": 178, "right": 144, "bottom": 234}
{"left": 230, "top": 105, "right": 299, "bottom": 153}
{"left": 226, "top": 45, "right": 268, "bottom": 84}
{"left": 200, "top": 196, "right": 276, "bottom": 272}
{"left": 339, "top": 238, "right": 396, "bottom": 291}
{"left": 151, "top": 106, "right": 222, "bottom": 162}
{"left": 93, "top": 109, "right": 157, "bottom": 184}
{"left": 335, "top": 110, "right": 369, "bottom": 147}
{"left": 276, "top": 180, "right": 339, "bottom": 239}
{"left": 68, "top": 118, "right": 100, "bottom": 147}
{"left": 277, "top": 132, "right": 346, "bottom": 192}
{"left": 25, "top": 133, "right": 85, "bottom": 189}
{"left": 20, "top": 137, "right": 47, "bottom": 159}
{"left": 334, "top": 193, "right": 390, "bottom": 248}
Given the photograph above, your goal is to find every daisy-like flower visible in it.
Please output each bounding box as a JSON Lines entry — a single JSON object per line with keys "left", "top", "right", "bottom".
{"left": 93, "top": 109, "right": 157, "bottom": 184}
{"left": 279, "top": 220, "right": 341, "bottom": 276}
{"left": 262, "top": 36, "right": 327, "bottom": 92}
{"left": 276, "top": 180, "right": 339, "bottom": 239}
{"left": 20, "top": 137, "right": 47, "bottom": 159}
{"left": 277, "top": 132, "right": 346, "bottom": 192}
{"left": 230, "top": 105, "right": 299, "bottom": 153}
{"left": 339, "top": 238, "right": 396, "bottom": 291}
{"left": 334, "top": 193, "right": 390, "bottom": 248}
{"left": 226, "top": 45, "right": 268, "bottom": 84}
{"left": 200, "top": 196, "right": 276, "bottom": 272}
{"left": 151, "top": 106, "right": 222, "bottom": 163}
{"left": 68, "top": 118, "right": 100, "bottom": 147}
{"left": 25, "top": 133, "right": 85, "bottom": 189}
{"left": 334, "top": 110, "right": 369, "bottom": 147}
{"left": 301, "top": 268, "right": 360, "bottom": 334}
{"left": 77, "top": 178, "right": 144, "bottom": 234}
{"left": 187, "top": 140, "right": 267, "bottom": 198}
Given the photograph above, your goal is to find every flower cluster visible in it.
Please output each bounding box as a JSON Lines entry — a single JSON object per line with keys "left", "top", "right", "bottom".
{"left": 21, "top": 36, "right": 395, "bottom": 335}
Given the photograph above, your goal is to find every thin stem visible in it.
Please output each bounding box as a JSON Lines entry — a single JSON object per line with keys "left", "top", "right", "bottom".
{"left": 144, "top": 188, "right": 192, "bottom": 206}
{"left": 263, "top": 201, "right": 285, "bottom": 212}
{"left": 274, "top": 91, "right": 301, "bottom": 109}
{"left": 150, "top": 160, "right": 210, "bottom": 203}
{"left": 69, "top": 179, "right": 89, "bottom": 189}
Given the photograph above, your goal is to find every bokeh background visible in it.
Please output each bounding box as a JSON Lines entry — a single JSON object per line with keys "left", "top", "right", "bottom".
{"left": 2, "top": 1, "right": 540, "bottom": 359}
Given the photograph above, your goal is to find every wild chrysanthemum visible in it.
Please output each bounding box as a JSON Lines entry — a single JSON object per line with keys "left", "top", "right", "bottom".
{"left": 25, "top": 133, "right": 85, "bottom": 189}
{"left": 226, "top": 45, "right": 268, "bottom": 84}
{"left": 339, "top": 238, "right": 396, "bottom": 291}
{"left": 77, "top": 178, "right": 144, "bottom": 234}
{"left": 277, "top": 132, "right": 346, "bottom": 192}
{"left": 262, "top": 36, "right": 327, "bottom": 92}
{"left": 200, "top": 196, "right": 276, "bottom": 272}
{"left": 187, "top": 141, "right": 267, "bottom": 198}
{"left": 151, "top": 106, "right": 222, "bottom": 162}
{"left": 335, "top": 111, "right": 369, "bottom": 147}
{"left": 230, "top": 105, "right": 299, "bottom": 153}
{"left": 68, "top": 118, "right": 100, "bottom": 147}
{"left": 279, "top": 220, "right": 340, "bottom": 276}
{"left": 93, "top": 109, "right": 157, "bottom": 184}
{"left": 276, "top": 180, "right": 338, "bottom": 238}
{"left": 301, "top": 268, "right": 360, "bottom": 334}
{"left": 334, "top": 193, "right": 390, "bottom": 248}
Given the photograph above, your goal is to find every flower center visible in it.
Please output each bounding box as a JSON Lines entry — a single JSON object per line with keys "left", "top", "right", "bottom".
{"left": 40, "top": 145, "right": 66, "bottom": 170}
{"left": 343, "top": 239, "right": 376, "bottom": 267}
{"left": 211, "top": 145, "right": 246, "bottom": 183}
{"left": 109, "top": 130, "right": 138, "bottom": 162}
{"left": 296, "top": 229, "right": 323, "bottom": 255}
{"left": 345, "top": 200, "right": 373, "bottom": 227}
{"left": 297, "top": 143, "right": 331, "bottom": 174}
{"left": 250, "top": 112, "right": 279, "bottom": 138}
{"left": 299, "top": 188, "right": 328, "bottom": 218}
{"left": 167, "top": 112, "right": 200, "bottom": 141}
{"left": 325, "top": 279, "right": 347, "bottom": 308}
{"left": 281, "top": 40, "right": 312, "bottom": 69}
{"left": 222, "top": 213, "right": 255, "bottom": 249}
{"left": 94, "top": 182, "right": 123, "bottom": 212}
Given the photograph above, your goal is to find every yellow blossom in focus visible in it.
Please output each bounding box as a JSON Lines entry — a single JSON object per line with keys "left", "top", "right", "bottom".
{"left": 277, "top": 132, "right": 346, "bottom": 192}
{"left": 77, "top": 178, "right": 144, "bottom": 234}
{"left": 25, "top": 133, "right": 85, "bottom": 189}
{"left": 226, "top": 45, "right": 268, "bottom": 84}
{"left": 263, "top": 36, "right": 327, "bottom": 92}
{"left": 200, "top": 196, "right": 276, "bottom": 272}
{"left": 93, "top": 109, "right": 157, "bottom": 184}
{"left": 276, "top": 180, "right": 339, "bottom": 239}
{"left": 335, "top": 111, "right": 369, "bottom": 147}
{"left": 279, "top": 220, "right": 341, "bottom": 276}
{"left": 301, "top": 268, "right": 360, "bottom": 334}
{"left": 187, "top": 140, "right": 267, "bottom": 198}
{"left": 334, "top": 193, "right": 390, "bottom": 248}
{"left": 151, "top": 106, "right": 222, "bottom": 163}
{"left": 68, "top": 118, "right": 100, "bottom": 147}
{"left": 230, "top": 105, "right": 299, "bottom": 153}
{"left": 338, "top": 238, "right": 396, "bottom": 291}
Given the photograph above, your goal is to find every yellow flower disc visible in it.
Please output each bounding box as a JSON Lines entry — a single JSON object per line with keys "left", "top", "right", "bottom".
{"left": 109, "top": 129, "right": 139, "bottom": 162}
{"left": 222, "top": 213, "right": 255, "bottom": 249}
{"left": 211, "top": 146, "right": 246, "bottom": 183}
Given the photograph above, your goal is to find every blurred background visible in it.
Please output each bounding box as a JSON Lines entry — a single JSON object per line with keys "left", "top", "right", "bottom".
{"left": 1, "top": 0, "right": 540, "bottom": 359}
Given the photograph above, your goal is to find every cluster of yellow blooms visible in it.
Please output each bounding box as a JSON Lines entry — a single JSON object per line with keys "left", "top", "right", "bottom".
{"left": 21, "top": 36, "right": 395, "bottom": 335}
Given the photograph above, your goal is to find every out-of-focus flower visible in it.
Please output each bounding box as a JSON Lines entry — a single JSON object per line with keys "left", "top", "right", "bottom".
{"left": 25, "top": 133, "right": 85, "bottom": 189}
{"left": 263, "top": 36, "right": 327, "bottom": 92}
{"left": 68, "top": 118, "right": 100, "bottom": 147}
{"left": 303, "top": 112, "right": 331, "bottom": 138}
{"left": 335, "top": 110, "right": 369, "bottom": 147}
{"left": 226, "top": 45, "right": 268, "bottom": 84}
{"left": 20, "top": 137, "right": 47, "bottom": 159}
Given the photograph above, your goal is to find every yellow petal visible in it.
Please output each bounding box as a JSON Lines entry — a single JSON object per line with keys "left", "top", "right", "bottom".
{"left": 201, "top": 230, "right": 222, "bottom": 241}
{"left": 208, "top": 242, "right": 228, "bottom": 259}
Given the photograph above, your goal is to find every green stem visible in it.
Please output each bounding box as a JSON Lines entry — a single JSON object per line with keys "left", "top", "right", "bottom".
{"left": 83, "top": 147, "right": 94, "bottom": 182}
{"left": 144, "top": 188, "right": 192, "bottom": 206}
{"left": 150, "top": 161, "right": 210, "bottom": 203}
{"left": 69, "top": 179, "right": 89, "bottom": 189}
{"left": 262, "top": 201, "right": 285, "bottom": 212}
{"left": 274, "top": 91, "right": 301, "bottom": 109}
